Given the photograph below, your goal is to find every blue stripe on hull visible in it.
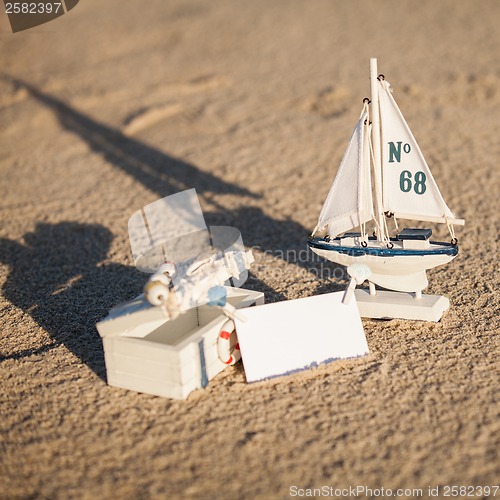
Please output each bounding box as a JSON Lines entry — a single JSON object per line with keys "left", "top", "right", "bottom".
{"left": 307, "top": 237, "right": 458, "bottom": 258}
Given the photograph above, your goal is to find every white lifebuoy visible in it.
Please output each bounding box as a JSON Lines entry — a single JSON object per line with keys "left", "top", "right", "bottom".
{"left": 144, "top": 268, "right": 173, "bottom": 306}
{"left": 144, "top": 280, "right": 169, "bottom": 306}
{"left": 217, "top": 319, "right": 240, "bottom": 365}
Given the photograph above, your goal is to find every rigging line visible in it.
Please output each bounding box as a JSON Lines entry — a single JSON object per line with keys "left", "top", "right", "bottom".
{"left": 360, "top": 220, "right": 368, "bottom": 243}
{"left": 446, "top": 218, "right": 456, "bottom": 240}
{"left": 360, "top": 100, "right": 370, "bottom": 118}
{"left": 359, "top": 114, "right": 371, "bottom": 243}
{"left": 393, "top": 214, "right": 399, "bottom": 231}
{"left": 372, "top": 214, "right": 385, "bottom": 241}
{"left": 368, "top": 129, "right": 388, "bottom": 242}
{"left": 383, "top": 209, "right": 391, "bottom": 237}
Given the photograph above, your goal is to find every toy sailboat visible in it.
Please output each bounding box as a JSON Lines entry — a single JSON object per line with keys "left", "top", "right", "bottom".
{"left": 308, "top": 59, "right": 464, "bottom": 297}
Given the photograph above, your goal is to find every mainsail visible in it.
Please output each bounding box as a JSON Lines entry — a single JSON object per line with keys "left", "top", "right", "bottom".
{"left": 378, "top": 79, "right": 463, "bottom": 225}
{"left": 316, "top": 109, "right": 374, "bottom": 237}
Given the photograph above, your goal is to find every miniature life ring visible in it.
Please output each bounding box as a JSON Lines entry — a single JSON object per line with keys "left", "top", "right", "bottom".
{"left": 144, "top": 279, "right": 169, "bottom": 306}
{"left": 217, "top": 319, "right": 240, "bottom": 365}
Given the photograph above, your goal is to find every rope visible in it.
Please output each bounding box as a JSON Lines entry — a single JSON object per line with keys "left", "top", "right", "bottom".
{"left": 393, "top": 214, "right": 399, "bottom": 231}
{"left": 368, "top": 125, "right": 388, "bottom": 242}
{"left": 446, "top": 218, "right": 456, "bottom": 240}
{"left": 359, "top": 106, "right": 370, "bottom": 245}
{"left": 360, "top": 220, "right": 368, "bottom": 244}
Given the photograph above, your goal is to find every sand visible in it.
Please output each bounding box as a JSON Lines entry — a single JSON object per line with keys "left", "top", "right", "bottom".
{"left": 0, "top": 1, "right": 499, "bottom": 498}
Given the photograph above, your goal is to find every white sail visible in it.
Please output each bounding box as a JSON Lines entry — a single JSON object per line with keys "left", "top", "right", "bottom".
{"left": 317, "top": 110, "right": 374, "bottom": 237}
{"left": 378, "top": 79, "right": 463, "bottom": 225}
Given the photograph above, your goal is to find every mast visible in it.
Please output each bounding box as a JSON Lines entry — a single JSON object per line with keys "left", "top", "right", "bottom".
{"left": 369, "top": 58, "right": 386, "bottom": 241}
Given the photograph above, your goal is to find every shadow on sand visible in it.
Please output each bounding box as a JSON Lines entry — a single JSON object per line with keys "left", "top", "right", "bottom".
{"left": 0, "top": 222, "right": 143, "bottom": 378}
{"left": 0, "top": 76, "right": 345, "bottom": 377}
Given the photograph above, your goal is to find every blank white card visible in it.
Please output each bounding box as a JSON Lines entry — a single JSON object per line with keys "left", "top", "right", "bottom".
{"left": 235, "top": 291, "right": 369, "bottom": 383}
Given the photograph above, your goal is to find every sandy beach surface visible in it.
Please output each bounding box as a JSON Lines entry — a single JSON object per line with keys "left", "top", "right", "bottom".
{"left": 1, "top": 1, "right": 499, "bottom": 498}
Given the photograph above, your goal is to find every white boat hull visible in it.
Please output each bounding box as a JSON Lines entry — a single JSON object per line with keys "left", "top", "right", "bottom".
{"left": 308, "top": 237, "right": 458, "bottom": 293}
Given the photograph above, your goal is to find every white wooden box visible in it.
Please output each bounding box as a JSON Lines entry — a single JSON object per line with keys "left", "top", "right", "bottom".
{"left": 96, "top": 287, "right": 264, "bottom": 399}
